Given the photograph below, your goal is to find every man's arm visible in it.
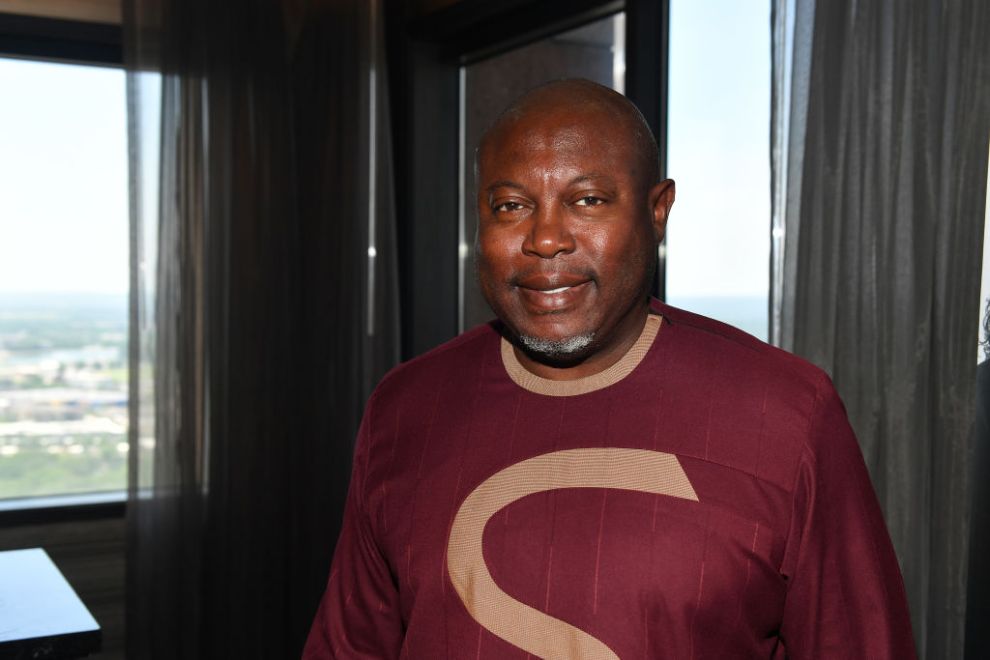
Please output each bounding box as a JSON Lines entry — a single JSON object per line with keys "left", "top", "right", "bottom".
{"left": 302, "top": 407, "right": 403, "bottom": 659}
{"left": 779, "top": 376, "right": 916, "bottom": 658}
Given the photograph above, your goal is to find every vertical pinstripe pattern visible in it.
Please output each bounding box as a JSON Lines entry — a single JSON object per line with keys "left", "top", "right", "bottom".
{"left": 687, "top": 518, "right": 712, "bottom": 660}
{"left": 592, "top": 390, "right": 616, "bottom": 617}
{"left": 405, "top": 381, "right": 446, "bottom": 594}
{"left": 381, "top": 399, "right": 401, "bottom": 534}
{"left": 650, "top": 387, "right": 666, "bottom": 534}
{"left": 643, "top": 387, "right": 667, "bottom": 659}
{"left": 702, "top": 360, "right": 717, "bottom": 462}
{"left": 753, "top": 384, "right": 769, "bottom": 480}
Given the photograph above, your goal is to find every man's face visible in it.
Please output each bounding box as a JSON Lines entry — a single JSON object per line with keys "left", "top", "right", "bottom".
{"left": 476, "top": 106, "right": 672, "bottom": 363}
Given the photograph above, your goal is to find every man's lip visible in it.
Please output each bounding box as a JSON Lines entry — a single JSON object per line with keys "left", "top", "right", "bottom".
{"left": 514, "top": 274, "right": 592, "bottom": 291}
{"left": 515, "top": 279, "right": 593, "bottom": 311}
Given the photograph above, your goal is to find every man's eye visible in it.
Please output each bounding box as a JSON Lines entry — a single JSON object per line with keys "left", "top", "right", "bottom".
{"left": 574, "top": 196, "right": 604, "bottom": 207}
{"left": 493, "top": 201, "right": 524, "bottom": 213}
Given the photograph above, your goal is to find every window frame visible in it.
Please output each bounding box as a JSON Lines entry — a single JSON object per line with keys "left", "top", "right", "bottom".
{"left": 0, "top": 12, "right": 121, "bottom": 65}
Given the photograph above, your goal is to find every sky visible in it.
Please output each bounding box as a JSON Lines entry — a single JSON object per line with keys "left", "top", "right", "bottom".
{"left": 666, "top": 0, "right": 772, "bottom": 300}
{"left": 0, "top": 58, "right": 128, "bottom": 295}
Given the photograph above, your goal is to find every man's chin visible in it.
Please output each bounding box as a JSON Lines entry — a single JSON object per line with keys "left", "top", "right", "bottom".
{"left": 514, "top": 332, "right": 596, "bottom": 367}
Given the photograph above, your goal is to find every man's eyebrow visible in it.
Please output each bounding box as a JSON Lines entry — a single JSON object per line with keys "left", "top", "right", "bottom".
{"left": 568, "top": 173, "right": 615, "bottom": 186}
{"left": 485, "top": 180, "right": 525, "bottom": 194}
{"left": 486, "top": 174, "right": 615, "bottom": 193}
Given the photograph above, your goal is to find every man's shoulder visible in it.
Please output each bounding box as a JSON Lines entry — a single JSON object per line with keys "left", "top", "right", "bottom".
{"left": 370, "top": 321, "right": 499, "bottom": 405}
{"left": 654, "top": 301, "right": 847, "bottom": 490}
{"left": 656, "top": 300, "right": 825, "bottom": 379}
{"left": 654, "top": 300, "right": 830, "bottom": 406}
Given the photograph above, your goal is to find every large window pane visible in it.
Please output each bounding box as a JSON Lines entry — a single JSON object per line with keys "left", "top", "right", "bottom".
{"left": 0, "top": 58, "right": 128, "bottom": 500}
{"left": 666, "top": 1, "right": 771, "bottom": 339}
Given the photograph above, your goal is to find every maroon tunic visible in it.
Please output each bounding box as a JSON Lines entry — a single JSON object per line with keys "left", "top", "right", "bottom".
{"left": 303, "top": 301, "right": 915, "bottom": 659}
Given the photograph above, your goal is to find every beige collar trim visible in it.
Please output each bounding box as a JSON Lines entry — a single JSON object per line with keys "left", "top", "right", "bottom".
{"left": 500, "top": 313, "right": 662, "bottom": 397}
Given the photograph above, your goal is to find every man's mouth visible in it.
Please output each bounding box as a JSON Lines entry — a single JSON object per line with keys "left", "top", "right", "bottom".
{"left": 514, "top": 274, "right": 593, "bottom": 311}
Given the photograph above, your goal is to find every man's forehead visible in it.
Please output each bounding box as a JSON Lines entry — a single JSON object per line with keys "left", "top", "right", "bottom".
{"left": 487, "top": 120, "right": 605, "bottom": 153}
{"left": 480, "top": 108, "right": 633, "bottom": 165}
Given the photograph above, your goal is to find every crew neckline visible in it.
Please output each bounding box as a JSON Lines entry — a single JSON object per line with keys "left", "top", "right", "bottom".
{"left": 500, "top": 312, "right": 663, "bottom": 397}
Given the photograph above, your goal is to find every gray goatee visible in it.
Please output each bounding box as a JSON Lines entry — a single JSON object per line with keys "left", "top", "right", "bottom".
{"left": 517, "top": 333, "right": 595, "bottom": 359}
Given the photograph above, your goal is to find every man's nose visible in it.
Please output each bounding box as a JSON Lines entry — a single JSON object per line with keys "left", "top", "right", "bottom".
{"left": 522, "top": 204, "right": 576, "bottom": 258}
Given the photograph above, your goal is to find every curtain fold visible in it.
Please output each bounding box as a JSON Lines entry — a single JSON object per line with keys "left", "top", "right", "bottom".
{"left": 124, "top": 0, "right": 400, "bottom": 656}
{"left": 771, "top": 1, "right": 990, "bottom": 657}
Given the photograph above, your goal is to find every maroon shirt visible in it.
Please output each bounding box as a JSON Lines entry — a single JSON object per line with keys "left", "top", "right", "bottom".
{"left": 303, "top": 302, "right": 915, "bottom": 659}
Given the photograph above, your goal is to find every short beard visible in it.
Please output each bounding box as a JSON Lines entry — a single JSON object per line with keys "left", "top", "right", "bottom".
{"left": 517, "top": 332, "right": 595, "bottom": 360}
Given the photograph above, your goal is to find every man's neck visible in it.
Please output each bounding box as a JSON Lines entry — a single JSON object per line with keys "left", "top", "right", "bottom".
{"left": 512, "top": 308, "right": 652, "bottom": 381}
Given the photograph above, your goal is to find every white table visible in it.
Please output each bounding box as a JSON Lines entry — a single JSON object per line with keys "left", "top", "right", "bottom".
{"left": 0, "top": 548, "right": 100, "bottom": 659}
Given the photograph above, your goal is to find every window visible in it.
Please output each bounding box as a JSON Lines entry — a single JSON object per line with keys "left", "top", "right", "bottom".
{"left": 0, "top": 57, "right": 128, "bottom": 500}
{"left": 665, "top": 0, "right": 771, "bottom": 339}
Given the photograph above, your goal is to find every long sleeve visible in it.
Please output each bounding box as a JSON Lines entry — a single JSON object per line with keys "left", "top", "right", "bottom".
{"left": 778, "top": 376, "right": 916, "bottom": 658}
{"left": 302, "top": 403, "right": 403, "bottom": 659}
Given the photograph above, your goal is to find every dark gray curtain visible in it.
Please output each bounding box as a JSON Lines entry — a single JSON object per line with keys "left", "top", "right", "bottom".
{"left": 124, "top": 0, "right": 399, "bottom": 657}
{"left": 771, "top": 0, "right": 990, "bottom": 658}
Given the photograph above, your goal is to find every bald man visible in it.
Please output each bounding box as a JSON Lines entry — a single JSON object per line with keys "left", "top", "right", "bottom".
{"left": 303, "top": 80, "right": 915, "bottom": 659}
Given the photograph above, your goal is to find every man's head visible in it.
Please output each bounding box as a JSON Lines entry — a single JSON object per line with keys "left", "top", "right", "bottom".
{"left": 475, "top": 78, "right": 675, "bottom": 370}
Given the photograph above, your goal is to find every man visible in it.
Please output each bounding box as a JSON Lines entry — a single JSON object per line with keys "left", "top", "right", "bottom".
{"left": 303, "top": 79, "right": 915, "bottom": 658}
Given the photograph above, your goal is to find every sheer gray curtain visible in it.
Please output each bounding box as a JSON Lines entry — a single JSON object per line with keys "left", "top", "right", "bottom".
{"left": 771, "top": 0, "right": 990, "bottom": 657}
{"left": 124, "top": 0, "right": 399, "bottom": 657}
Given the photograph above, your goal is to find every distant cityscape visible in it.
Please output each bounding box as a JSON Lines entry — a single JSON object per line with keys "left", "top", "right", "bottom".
{"left": 0, "top": 293, "right": 127, "bottom": 499}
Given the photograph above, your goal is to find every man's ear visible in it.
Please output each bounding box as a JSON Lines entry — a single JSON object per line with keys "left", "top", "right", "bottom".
{"left": 649, "top": 179, "right": 676, "bottom": 242}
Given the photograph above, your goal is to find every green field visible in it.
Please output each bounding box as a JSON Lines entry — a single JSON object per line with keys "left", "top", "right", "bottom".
{"left": 0, "top": 434, "right": 127, "bottom": 499}
{"left": 0, "top": 293, "right": 129, "bottom": 500}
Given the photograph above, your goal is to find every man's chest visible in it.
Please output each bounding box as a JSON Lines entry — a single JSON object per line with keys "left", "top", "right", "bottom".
{"left": 366, "top": 418, "right": 793, "bottom": 659}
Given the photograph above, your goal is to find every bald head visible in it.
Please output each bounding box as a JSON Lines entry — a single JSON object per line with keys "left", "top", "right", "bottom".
{"left": 478, "top": 79, "right": 661, "bottom": 193}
